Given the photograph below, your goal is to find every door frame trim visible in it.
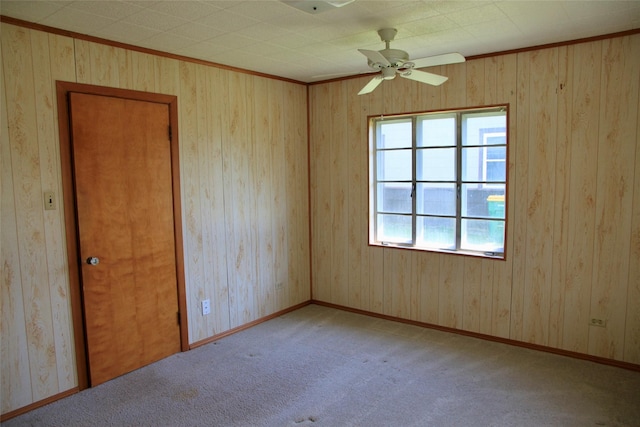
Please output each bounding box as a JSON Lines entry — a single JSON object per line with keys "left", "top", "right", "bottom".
{"left": 56, "top": 81, "right": 189, "bottom": 390}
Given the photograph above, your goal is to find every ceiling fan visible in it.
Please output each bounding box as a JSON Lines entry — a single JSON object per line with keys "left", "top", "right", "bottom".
{"left": 357, "top": 28, "right": 465, "bottom": 95}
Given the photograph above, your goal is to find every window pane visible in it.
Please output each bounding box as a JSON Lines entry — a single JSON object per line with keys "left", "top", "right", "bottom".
{"left": 417, "top": 148, "right": 456, "bottom": 181}
{"left": 461, "top": 218, "right": 505, "bottom": 252}
{"left": 416, "top": 216, "right": 456, "bottom": 249}
{"left": 377, "top": 183, "right": 412, "bottom": 214}
{"left": 461, "top": 185, "right": 505, "bottom": 218}
{"left": 377, "top": 214, "right": 412, "bottom": 243}
{"left": 377, "top": 149, "right": 412, "bottom": 181}
{"left": 416, "top": 183, "right": 456, "bottom": 216}
{"left": 486, "top": 146, "right": 505, "bottom": 159}
{"left": 418, "top": 115, "right": 456, "bottom": 147}
{"left": 486, "top": 160, "right": 506, "bottom": 182}
{"left": 462, "top": 147, "right": 506, "bottom": 182}
{"left": 462, "top": 111, "right": 506, "bottom": 146}
{"left": 378, "top": 120, "right": 412, "bottom": 149}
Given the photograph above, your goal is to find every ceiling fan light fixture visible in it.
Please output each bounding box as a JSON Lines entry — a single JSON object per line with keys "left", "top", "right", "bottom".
{"left": 327, "top": 0, "right": 356, "bottom": 7}
{"left": 381, "top": 67, "right": 396, "bottom": 80}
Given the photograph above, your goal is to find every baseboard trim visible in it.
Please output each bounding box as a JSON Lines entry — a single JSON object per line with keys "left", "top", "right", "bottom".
{"left": 189, "top": 301, "right": 312, "bottom": 350}
{"left": 1, "top": 387, "right": 79, "bottom": 422}
{"left": 311, "top": 300, "right": 640, "bottom": 372}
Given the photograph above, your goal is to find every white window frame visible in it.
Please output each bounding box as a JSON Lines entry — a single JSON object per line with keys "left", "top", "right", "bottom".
{"left": 369, "top": 105, "right": 508, "bottom": 259}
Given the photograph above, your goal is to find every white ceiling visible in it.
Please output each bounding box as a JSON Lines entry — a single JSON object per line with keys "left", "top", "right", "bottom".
{"left": 2, "top": 0, "right": 639, "bottom": 83}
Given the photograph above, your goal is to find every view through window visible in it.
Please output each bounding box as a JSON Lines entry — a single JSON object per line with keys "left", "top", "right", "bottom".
{"left": 370, "top": 106, "right": 508, "bottom": 258}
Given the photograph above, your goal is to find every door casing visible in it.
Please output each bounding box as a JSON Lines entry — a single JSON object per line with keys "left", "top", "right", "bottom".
{"left": 56, "top": 81, "right": 188, "bottom": 390}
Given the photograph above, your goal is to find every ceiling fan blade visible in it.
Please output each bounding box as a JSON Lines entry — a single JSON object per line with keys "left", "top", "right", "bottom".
{"left": 411, "top": 52, "right": 465, "bottom": 69}
{"left": 311, "top": 69, "right": 374, "bottom": 80}
{"left": 358, "top": 75, "right": 384, "bottom": 95}
{"left": 358, "top": 49, "right": 391, "bottom": 67}
{"left": 400, "top": 69, "right": 448, "bottom": 86}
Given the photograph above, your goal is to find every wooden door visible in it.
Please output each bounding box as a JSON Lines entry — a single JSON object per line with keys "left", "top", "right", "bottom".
{"left": 69, "top": 92, "right": 181, "bottom": 386}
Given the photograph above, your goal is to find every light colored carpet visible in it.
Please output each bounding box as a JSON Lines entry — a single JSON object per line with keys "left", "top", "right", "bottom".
{"left": 4, "top": 304, "right": 640, "bottom": 426}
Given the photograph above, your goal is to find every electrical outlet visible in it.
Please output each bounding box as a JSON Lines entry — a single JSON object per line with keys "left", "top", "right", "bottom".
{"left": 202, "top": 299, "right": 211, "bottom": 316}
{"left": 589, "top": 318, "right": 606, "bottom": 327}
{"left": 275, "top": 282, "right": 284, "bottom": 290}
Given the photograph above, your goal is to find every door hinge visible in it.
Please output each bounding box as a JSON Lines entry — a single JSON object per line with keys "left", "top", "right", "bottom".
{"left": 177, "top": 311, "right": 181, "bottom": 325}
{"left": 168, "top": 126, "right": 172, "bottom": 141}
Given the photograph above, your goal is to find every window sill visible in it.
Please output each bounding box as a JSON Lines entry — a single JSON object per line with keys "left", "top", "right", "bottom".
{"left": 370, "top": 241, "right": 505, "bottom": 260}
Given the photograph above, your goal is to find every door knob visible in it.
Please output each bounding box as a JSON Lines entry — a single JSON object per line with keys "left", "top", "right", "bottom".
{"left": 86, "top": 256, "right": 100, "bottom": 266}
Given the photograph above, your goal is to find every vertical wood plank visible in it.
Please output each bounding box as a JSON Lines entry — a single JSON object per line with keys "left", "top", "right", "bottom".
{"left": 74, "top": 39, "right": 90, "bottom": 84}
{"left": 346, "top": 77, "right": 364, "bottom": 310}
{"left": 462, "top": 257, "right": 482, "bottom": 332}
{"left": 204, "top": 66, "right": 230, "bottom": 334}
{"left": 589, "top": 35, "right": 639, "bottom": 359}
{"left": 562, "top": 41, "right": 601, "bottom": 353}
{"left": 409, "top": 252, "right": 421, "bottom": 321}
{"left": 117, "top": 48, "right": 133, "bottom": 89}
{"left": 466, "top": 58, "right": 485, "bottom": 106}
{"left": 417, "top": 253, "right": 440, "bottom": 324}
{"left": 269, "top": 78, "right": 286, "bottom": 312}
{"left": 309, "top": 84, "right": 331, "bottom": 302}
{"left": 330, "top": 81, "right": 349, "bottom": 306}
{"left": 438, "top": 254, "right": 464, "bottom": 328}
{"left": 522, "top": 47, "right": 558, "bottom": 346}
{"left": 0, "top": 27, "right": 33, "bottom": 412}
{"left": 252, "top": 77, "right": 274, "bottom": 315}
{"left": 625, "top": 54, "right": 640, "bottom": 363}
{"left": 89, "top": 42, "right": 119, "bottom": 87}
{"left": 178, "top": 60, "right": 204, "bottom": 342}
{"left": 194, "top": 64, "right": 214, "bottom": 340}
{"left": 272, "top": 80, "right": 288, "bottom": 310}
{"left": 155, "top": 56, "right": 180, "bottom": 96}
{"left": 386, "top": 249, "right": 412, "bottom": 317}
{"left": 382, "top": 249, "right": 393, "bottom": 315}
{"left": 131, "top": 51, "right": 156, "bottom": 92}
{"left": 510, "top": 51, "right": 531, "bottom": 342}
{"left": 441, "top": 61, "right": 466, "bottom": 108}
{"left": 369, "top": 247, "right": 384, "bottom": 314}
{"left": 548, "top": 45, "right": 572, "bottom": 348}
{"left": 225, "top": 72, "right": 256, "bottom": 326}
{"left": 245, "top": 75, "right": 259, "bottom": 321}
{"left": 479, "top": 260, "right": 494, "bottom": 335}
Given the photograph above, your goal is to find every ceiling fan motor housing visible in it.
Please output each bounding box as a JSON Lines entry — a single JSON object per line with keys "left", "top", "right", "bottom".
{"left": 381, "top": 48, "right": 409, "bottom": 67}
{"left": 368, "top": 48, "right": 410, "bottom": 70}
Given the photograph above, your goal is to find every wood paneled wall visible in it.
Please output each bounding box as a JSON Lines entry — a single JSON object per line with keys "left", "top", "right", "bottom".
{"left": 1, "top": 23, "right": 309, "bottom": 414}
{"left": 310, "top": 34, "right": 640, "bottom": 364}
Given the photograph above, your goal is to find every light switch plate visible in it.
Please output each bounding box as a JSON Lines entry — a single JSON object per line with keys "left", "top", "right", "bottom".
{"left": 44, "top": 191, "right": 56, "bottom": 210}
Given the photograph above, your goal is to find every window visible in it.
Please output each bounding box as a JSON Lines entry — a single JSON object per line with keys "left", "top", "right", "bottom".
{"left": 370, "top": 106, "right": 507, "bottom": 258}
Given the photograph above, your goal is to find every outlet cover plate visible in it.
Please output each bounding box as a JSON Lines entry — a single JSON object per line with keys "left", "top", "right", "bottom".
{"left": 202, "top": 299, "right": 211, "bottom": 315}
